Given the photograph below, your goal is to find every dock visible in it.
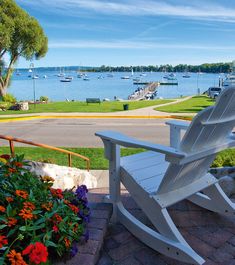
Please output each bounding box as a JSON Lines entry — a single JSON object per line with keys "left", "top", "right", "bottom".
{"left": 128, "top": 82, "right": 160, "bottom": 101}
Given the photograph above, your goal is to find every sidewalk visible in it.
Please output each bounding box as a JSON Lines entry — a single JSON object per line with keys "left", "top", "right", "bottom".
{"left": 0, "top": 96, "right": 195, "bottom": 121}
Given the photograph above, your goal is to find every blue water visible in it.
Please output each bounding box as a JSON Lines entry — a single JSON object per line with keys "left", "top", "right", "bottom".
{"left": 8, "top": 70, "right": 223, "bottom": 101}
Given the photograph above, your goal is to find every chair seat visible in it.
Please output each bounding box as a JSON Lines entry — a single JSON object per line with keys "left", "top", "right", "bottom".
{"left": 120, "top": 151, "right": 169, "bottom": 194}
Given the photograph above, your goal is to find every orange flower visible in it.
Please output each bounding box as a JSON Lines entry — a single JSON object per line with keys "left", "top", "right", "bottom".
{"left": 0, "top": 205, "right": 6, "bottom": 213}
{"left": 64, "top": 237, "right": 71, "bottom": 248}
{"left": 7, "top": 217, "right": 18, "bottom": 227}
{"left": 52, "top": 213, "right": 62, "bottom": 223}
{"left": 7, "top": 250, "right": 27, "bottom": 265}
{"left": 63, "top": 200, "right": 70, "bottom": 205}
{"left": 73, "top": 223, "right": 79, "bottom": 232}
{"left": 9, "top": 168, "right": 17, "bottom": 173}
{"left": 23, "top": 202, "right": 35, "bottom": 211}
{"left": 6, "top": 197, "right": 14, "bottom": 203}
{"left": 41, "top": 202, "right": 53, "bottom": 211}
{"left": 19, "top": 209, "right": 34, "bottom": 220}
{"left": 41, "top": 175, "right": 55, "bottom": 182}
{"left": 15, "top": 190, "right": 28, "bottom": 199}
{"left": 14, "top": 161, "right": 23, "bottom": 167}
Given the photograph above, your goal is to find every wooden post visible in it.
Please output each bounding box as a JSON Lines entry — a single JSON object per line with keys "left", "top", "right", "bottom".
{"left": 68, "top": 153, "right": 72, "bottom": 167}
{"left": 9, "top": 140, "right": 15, "bottom": 156}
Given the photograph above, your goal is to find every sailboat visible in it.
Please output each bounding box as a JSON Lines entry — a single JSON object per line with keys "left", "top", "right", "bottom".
{"left": 182, "top": 67, "right": 191, "bottom": 78}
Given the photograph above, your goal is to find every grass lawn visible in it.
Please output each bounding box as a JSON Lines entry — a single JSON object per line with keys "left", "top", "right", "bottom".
{"left": 0, "top": 99, "right": 174, "bottom": 115}
{"left": 0, "top": 147, "right": 144, "bottom": 169}
{"left": 154, "top": 96, "right": 215, "bottom": 113}
{"left": 0, "top": 146, "right": 233, "bottom": 170}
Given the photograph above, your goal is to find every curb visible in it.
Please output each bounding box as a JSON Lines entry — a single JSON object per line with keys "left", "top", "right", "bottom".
{"left": 0, "top": 114, "right": 193, "bottom": 122}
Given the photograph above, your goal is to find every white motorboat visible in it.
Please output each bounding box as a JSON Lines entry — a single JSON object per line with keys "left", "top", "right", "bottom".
{"left": 121, "top": 76, "right": 130, "bottom": 79}
{"left": 60, "top": 77, "right": 72, "bottom": 82}
{"left": 222, "top": 60, "right": 235, "bottom": 88}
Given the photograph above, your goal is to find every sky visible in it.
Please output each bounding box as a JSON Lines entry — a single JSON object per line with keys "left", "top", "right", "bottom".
{"left": 14, "top": 0, "right": 235, "bottom": 68}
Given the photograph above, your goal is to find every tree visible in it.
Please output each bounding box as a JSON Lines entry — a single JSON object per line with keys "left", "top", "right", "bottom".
{"left": 0, "top": 0, "right": 48, "bottom": 97}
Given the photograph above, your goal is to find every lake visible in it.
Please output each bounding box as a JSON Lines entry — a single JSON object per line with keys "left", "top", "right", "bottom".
{"left": 8, "top": 70, "right": 223, "bottom": 102}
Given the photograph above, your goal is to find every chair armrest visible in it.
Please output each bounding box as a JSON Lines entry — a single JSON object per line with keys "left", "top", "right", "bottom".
{"left": 165, "top": 120, "right": 190, "bottom": 148}
{"left": 95, "top": 130, "right": 186, "bottom": 162}
{"left": 165, "top": 120, "right": 190, "bottom": 130}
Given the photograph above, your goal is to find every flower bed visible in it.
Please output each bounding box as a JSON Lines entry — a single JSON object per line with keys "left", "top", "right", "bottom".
{"left": 0, "top": 154, "right": 90, "bottom": 265}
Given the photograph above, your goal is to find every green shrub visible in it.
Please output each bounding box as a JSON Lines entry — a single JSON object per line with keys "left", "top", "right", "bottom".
{"left": 212, "top": 149, "right": 235, "bottom": 167}
{"left": 1, "top": 93, "right": 16, "bottom": 103}
{"left": 39, "top": 96, "right": 49, "bottom": 102}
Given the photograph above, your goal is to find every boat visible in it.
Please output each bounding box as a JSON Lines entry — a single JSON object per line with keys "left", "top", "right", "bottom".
{"left": 32, "top": 75, "right": 39, "bottom": 79}
{"left": 140, "top": 72, "right": 147, "bottom": 77}
{"left": 165, "top": 73, "right": 176, "bottom": 80}
{"left": 133, "top": 81, "right": 150, "bottom": 85}
{"left": 121, "top": 76, "right": 130, "bottom": 79}
{"left": 83, "top": 77, "right": 90, "bottom": 81}
{"left": 60, "top": 77, "right": 72, "bottom": 82}
{"left": 160, "top": 80, "right": 178, "bottom": 85}
{"left": 222, "top": 60, "right": 235, "bottom": 88}
{"left": 182, "top": 73, "right": 191, "bottom": 78}
{"left": 107, "top": 73, "right": 114, "bottom": 77}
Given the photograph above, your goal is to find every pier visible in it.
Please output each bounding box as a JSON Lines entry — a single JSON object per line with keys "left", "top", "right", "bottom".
{"left": 128, "top": 82, "right": 160, "bottom": 101}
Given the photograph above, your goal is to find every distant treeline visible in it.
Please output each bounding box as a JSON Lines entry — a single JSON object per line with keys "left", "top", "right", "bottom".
{"left": 92, "top": 63, "right": 232, "bottom": 73}
{"left": 16, "top": 62, "right": 233, "bottom": 73}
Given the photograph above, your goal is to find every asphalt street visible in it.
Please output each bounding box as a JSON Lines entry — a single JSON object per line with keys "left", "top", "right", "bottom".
{"left": 0, "top": 118, "right": 171, "bottom": 147}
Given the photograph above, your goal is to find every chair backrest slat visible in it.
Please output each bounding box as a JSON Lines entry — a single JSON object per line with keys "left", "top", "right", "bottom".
{"left": 157, "top": 88, "right": 235, "bottom": 195}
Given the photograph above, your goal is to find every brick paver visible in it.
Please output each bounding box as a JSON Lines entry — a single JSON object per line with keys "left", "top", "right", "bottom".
{"left": 90, "top": 189, "right": 235, "bottom": 265}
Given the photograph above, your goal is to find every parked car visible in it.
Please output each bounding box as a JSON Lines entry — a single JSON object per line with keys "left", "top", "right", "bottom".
{"left": 207, "top": 87, "right": 222, "bottom": 99}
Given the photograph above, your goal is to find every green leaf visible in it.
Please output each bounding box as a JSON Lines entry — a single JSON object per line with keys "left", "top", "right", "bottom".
{"left": 19, "top": 226, "right": 26, "bottom": 231}
{"left": 45, "top": 240, "right": 57, "bottom": 247}
{"left": 0, "top": 224, "right": 7, "bottom": 229}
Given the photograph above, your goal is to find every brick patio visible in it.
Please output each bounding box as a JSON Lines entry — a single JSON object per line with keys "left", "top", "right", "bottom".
{"left": 88, "top": 188, "right": 235, "bottom": 265}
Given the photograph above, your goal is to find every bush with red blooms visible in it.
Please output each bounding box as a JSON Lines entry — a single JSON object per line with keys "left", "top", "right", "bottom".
{"left": 0, "top": 154, "right": 90, "bottom": 265}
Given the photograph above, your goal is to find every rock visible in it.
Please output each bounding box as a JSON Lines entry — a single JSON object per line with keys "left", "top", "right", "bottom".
{"left": 27, "top": 161, "right": 97, "bottom": 190}
{"left": 9, "top": 102, "right": 29, "bottom": 111}
{"left": 219, "top": 175, "right": 235, "bottom": 197}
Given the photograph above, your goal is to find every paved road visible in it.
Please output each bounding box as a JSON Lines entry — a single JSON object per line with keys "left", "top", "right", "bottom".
{"left": 0, "top": 118, "right": 172, "bottom": 147}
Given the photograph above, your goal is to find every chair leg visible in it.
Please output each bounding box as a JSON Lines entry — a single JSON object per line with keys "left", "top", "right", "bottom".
{"left": 188, "top": 183, "right": 235, "bottom": 215}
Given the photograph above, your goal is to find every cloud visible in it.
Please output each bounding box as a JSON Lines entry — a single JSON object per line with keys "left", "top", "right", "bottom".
{"left": 49, "top": 39, "right": 235, "bottom": 51}
{"left": 16, "top": 0, "right": 235, "bottom": 23}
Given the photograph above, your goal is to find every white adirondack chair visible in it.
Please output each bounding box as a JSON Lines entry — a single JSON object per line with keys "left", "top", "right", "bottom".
{"left": 95, "top": 87, "right": 235, "bottom": 264}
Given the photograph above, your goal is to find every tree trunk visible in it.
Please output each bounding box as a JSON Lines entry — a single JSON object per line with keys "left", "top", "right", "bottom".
{"left": 0, "top": 55, "right": 18, "bottom": 97}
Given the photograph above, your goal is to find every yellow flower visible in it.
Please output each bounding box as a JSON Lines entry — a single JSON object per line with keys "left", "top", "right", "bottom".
{"left": 0, "top": 157, "right": 7, "bottom": 164}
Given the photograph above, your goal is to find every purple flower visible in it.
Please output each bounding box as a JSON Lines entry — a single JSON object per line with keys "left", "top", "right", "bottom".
{"left": 70, "top": 243, "right": 78, "bottom": 257}
{"left": 83, "top": 229, "right": 89, "bottom": 241}
{"left": 75, "top": 185, "right": 88, "bottom": 200}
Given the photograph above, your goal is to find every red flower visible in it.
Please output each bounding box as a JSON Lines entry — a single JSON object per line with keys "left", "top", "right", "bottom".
{"left": 50, "top": 188, "right": 64, "bottom": 199}
{"left": 15, "top": 161, "right": 23, "bottom": 167}
{"left": 0, "top": 154, "right": 10, "bottom": 160}
{"left": 53, "top": 225, "right": 59, "bottom": 233}
{"left": 0, "top": 235, "right": 8, "bottom": 248}
{"left": 68, "top": 204, "right": 79, "bottom": 214}
{"left": 22, "top": 242, "right": 48, "bottom": 264}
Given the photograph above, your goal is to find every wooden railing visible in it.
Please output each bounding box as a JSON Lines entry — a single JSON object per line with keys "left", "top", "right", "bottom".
{"left": 0, "top": 134, "right": 90, "bottom": 171}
